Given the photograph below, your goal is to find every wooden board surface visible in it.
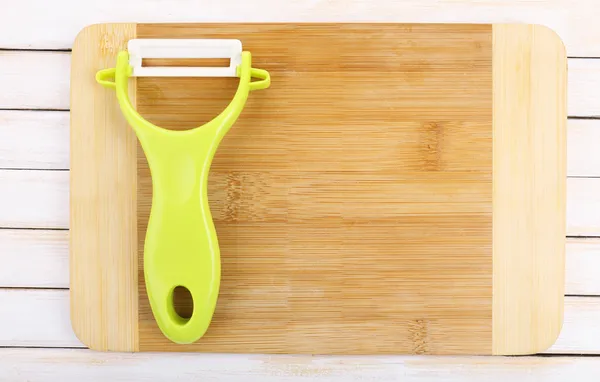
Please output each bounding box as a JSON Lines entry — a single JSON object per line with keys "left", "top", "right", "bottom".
{"left": 70, "top": 23, "right": 566, "bottom": 355}
{"left": 491, "top": 24, "right": 566, "bottom": 354}
{"left": 70, "top": 23, "right": 139, "bottom": 352}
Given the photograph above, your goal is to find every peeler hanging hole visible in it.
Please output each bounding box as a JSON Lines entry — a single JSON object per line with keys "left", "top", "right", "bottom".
{"left": 172, "top": 285, "right": 193, "bottom": 320}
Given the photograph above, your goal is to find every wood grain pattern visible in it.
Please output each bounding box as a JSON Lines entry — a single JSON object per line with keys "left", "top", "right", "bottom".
{"left": 5, "top": 289, "right": 594, "bottom": 352}
{"left": 40, "top": 169, "right": 594, "bottom": 234}
{"left": 1, "top": 0, "right": 593, "bottom": 376}
{"left": 69, "top": 23, "right": 139, "bottom": 352}
{"left": 69, "top": 23, "right": 566, "bottom": 355}
{"left": 3, "top": 51, "right": 599, "bottom": 117}
{"left": 135, "top": 23, "right": 494, "bottom": 354}
{"left": 4, "top": 229, "right": 597, "bottom": 293}
{"left": 6, "top": 348, "right": 600, "bottom": 382}
{"left": 2, "top": 110, "right": 598, "bottom": 176}
{"left": 491, "top": 24, "right": 567, "bottom": 355}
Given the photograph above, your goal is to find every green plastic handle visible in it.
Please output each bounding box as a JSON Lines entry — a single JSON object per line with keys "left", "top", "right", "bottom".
{"left": 96, "top": 51, "right": 270, "bottom": 344}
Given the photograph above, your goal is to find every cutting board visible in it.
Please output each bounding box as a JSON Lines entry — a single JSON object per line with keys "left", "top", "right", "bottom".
{"left": 70, "top": 23, "right": 566, "bottom": 355}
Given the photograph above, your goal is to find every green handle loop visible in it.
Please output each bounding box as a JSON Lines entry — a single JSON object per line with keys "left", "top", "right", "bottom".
{"left": 97, "top": 50, "right": 270, "bottom": 344}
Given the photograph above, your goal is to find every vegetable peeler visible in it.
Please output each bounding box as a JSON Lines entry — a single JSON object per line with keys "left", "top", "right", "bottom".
{"left": 95, "top": 39, "right": 270, "bottom": 344}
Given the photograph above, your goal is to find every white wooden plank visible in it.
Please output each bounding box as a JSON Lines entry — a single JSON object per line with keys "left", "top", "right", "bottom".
{"left": 2, "top": 0, "right": 597, "bottom": 55}
{"left": 1, "top": 230, "right": 596, "bottom": 293}
{"left": 566, "top": 239, "right": 600, "bottom": 296}
{"left": 0, "top": 51, "right": 70, "bottom": 110}
{"left": 0, "top": 52, "right": 599, "bottom": 116}
{"left": 0, "top": 349, "right": 599, "bottom": 382}
{"left": 0, "top": 229, "right": 68, "bottom": 288}
{"left": 0, "top": 111, "right": 69, "bottom": 170}
{"left": 548, "top": 297, "right": 600, "bottom": 354}
{"left": 567, "top": 177, "right": 600, "bottom": 236}
{"left": 0, "top": 289, "right": 82, "bottom": 347}
{"left": 568, "top": 60, "right": 600, "bottom": 117}
{"left": 0, "top": 170, "right": 68, "bottom": 229}
{"left": 568, "top": 119, "right": 600, "bottom": 177}
{"left": 0, "top": 289, "right": 596, "bottom": 353}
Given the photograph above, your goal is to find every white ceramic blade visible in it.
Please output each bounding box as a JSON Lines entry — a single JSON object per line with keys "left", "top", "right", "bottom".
{"left": 128, "top": 39, "right": 242, "bottom": 77}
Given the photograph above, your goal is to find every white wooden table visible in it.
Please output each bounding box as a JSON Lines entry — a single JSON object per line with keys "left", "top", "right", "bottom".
{"left": 1, "top": 1, "right": 600, "bottom": 380}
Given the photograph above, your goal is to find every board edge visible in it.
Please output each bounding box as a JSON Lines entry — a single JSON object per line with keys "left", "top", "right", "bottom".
{"left": 492, "top": 23, "right": 567, "bottom": 355}
{"left": 69, "top": 22, "right": 139, "bottom": 352}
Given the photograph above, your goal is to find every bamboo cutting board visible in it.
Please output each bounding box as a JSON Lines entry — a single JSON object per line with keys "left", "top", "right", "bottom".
{"left": 70, "top": 23, "right": 566, "bottom": 355}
